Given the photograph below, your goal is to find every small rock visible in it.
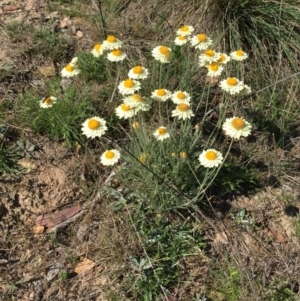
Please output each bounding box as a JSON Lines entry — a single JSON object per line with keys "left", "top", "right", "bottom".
{"left": 76, "top": 30, "right": 83, "bottom": 38}
{"left": 60, "top": 17, "right": 72, "bottom": 29}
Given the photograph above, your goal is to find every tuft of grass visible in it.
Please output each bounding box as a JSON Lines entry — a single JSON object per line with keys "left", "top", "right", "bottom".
{"left": 77, "top": 51, "right": 108, "bottom": 83}
{"left": 29, "top": 27, "right": 74, "bottom": 63}
{"left": 17, "top": 80, "right": 97, "bottom": 146}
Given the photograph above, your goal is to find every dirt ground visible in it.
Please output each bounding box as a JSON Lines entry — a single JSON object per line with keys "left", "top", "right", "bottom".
{"left": 1, "top": 1, "right": 300, "bottom": 300}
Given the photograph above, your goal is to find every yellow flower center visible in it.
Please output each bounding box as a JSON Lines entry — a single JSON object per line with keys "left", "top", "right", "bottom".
{"left": 112, "top": 49, "right": 121, "bottom": 56}
{"left": 205, "top": 49, "right": 215, "bottom": 57}
{"left": 133, "top": 66, "right": 143, "bottom": 74}
{"left": 124, "top": 79, "right": 134, "bottom": 88}
{"left": 218, "top": 54, "right": 225, "bottom": 63}
{"left": 94, "top": 44, "right": 101, "bottom": 51}
{"left": 43, "top": 97, "right": 52, "bottom": 104}
{"left": 88, "top": 119, "right": 100, "bottom": 130}
{"left": 205, "top": 151, "right": 217, "bottom": 160}
{"left": 197, "top": 34, "right": 207, "bottom": 42}
{"left": 132, "top": 94, "right": 143, "bottom": 102}
{"left": 177, "top": 92, "right": 186, "bottom": 99}
{"left": 227, "top": 78, "right": 238, "bottom": 86}
{"left": 121, "top": 104, "right": 131, "bottom": 111}
{"left": 107, "top": 35, "right": 117, "bottom": 43}
{"left": 105, "top": 150, "right": 115, "bottom": 159}
{"left": 180, "top": 152, "right": 187, "bottom": 159}
{"left": 231, "top": 118, "right": 245, "bottom": 130}
{"left": 177, "top": 103, "right": 189, "bottom": 112}
{"left": 209, "top": 62, "right": 219, "bottom": 71}
{"left": 236, "top": 50, "right": 244, "bottom": 56}
{"left": 159, "top": 46, "right": 170, "bottom": 57}
{"left": 157, "top": 89, "right": 166, "bottom": 96}
{"left": 178, "top": 35, "right": 186, "bottom": 41}
{"left": 181, "top": 26, "right": 189, "bottom": 32}
{"left": 65, "top": 64, "right": 74, "bottom": 72}
{"left": 158, "top": 128, "right": 166, "bottom": 135}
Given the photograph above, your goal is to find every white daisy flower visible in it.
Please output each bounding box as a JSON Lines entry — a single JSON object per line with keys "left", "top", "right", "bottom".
{"left": 39, "top": 96, "right": 57, "bottom": 108}
{"left": 237, "top": 84, "right": 252, "bottom": 96}
{"left": 123, "top": 93, "right": 152, "bottom": 111}
{"left": 107, "top": 48, "right": 126, "bottom": 62}
{"left": 206, "top": 62, "right": 224, "bottom": 77}
{"left": 171, "top": 91, "right": 191, "bottom": 104}
{"left": 176, "top": 25, "right": 194, "bottom": 36}
{"left": 151, "top": 46, "right": 171, "bottom": 63}
{"left": 222, "top": 117, "right": 252, "bottom": 139}
{"left": 190, "top": 33, "right": 212, "bottom": 50}
{"left": 102, "top": 35, "right": 123, "bottom": 50}
{"left": 115, "top": 103, "right": 136, "bottom": 119}
{"left": 199, "top": 149, "right": 223, "bottom": 168}
{"left": 61, "top": 64, "right": 80, "bottom": 77}
{"left": 199, "top": 49, "right": 221, "bottom": 66}
{"left": 151, "top": 88, "right": 172, "bottom": 102}
{"left": 81, "top": 116, "right": 107, "bottom": 139}
{"left": 230, "top": 49, "right": 248, "bottom": 61}
{"left": 70, "top": 57, "right": 78, "bottom": 67}
{"left": 128, "top": 66, "right": 149, "bottom": 80}
{"left": 174, "top": 35, "right": 189, "bottom": 46}
{"left": 153, "top": 126, "right": 170, "bottom": 141}
{"left": 100, "top": 149, "right": 121, "bottom": 166}
{"left": 91, "top": 43, "right": 104, "bottom": 57}
{"left": 219, "top": 77, "right": 245, "bottom": 95}
{"left": 118, "top": 79, "right": 141, "bottom": 95}
{"left": 217, "top": 53, "right": 230, "bottom": 65}
{"left": 171, "top": 103, "right": 194, "bottom": 120}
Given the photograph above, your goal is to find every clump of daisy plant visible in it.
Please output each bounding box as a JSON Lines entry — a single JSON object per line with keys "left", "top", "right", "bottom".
{"left": 100, "top": 149, "right": 121, "bottom": 166}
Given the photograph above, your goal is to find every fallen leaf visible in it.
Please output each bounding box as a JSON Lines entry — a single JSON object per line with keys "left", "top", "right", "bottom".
{"left": 74, "top": 258, "right": 96, "bottom": 274}
{"left": 46, "top": 262, "right": 63, "bottom": 281}
{"left": 38, "top": 65, "right": 56, "bottom": 77}
{"left": 33, "top": 225, "right": 45, "bottom": 234}
{"left": 18, "top": 159, "right": 36, "bottom": 170}
{"left": 268, "top": 228, "right": 287, "bottom": 243}
{"left": 3, "top": 5, "right": 21, "bottom": 11}
{"left": 60, "top": 17, "right": 72, "bottom": 28}
{"left": 35, "top": 205, "right": 81, "bottom": 229}
{"left": 213, "top": 231, "right": 229, "bottom": 244}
